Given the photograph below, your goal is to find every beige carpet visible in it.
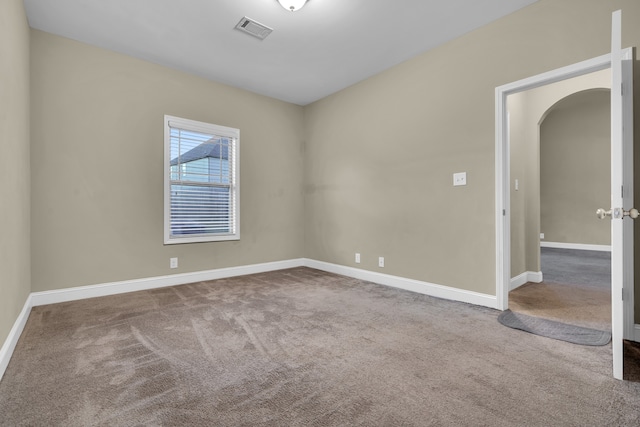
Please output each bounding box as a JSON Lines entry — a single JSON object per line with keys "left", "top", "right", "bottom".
{"left": 509, "top": 248, "right": 611, "bottom": 332}
{"left": 509, "top": 281, "right": 611, "bottom": 331}
{"left": 1, "top": 267, "right": 640, "bottom": 426}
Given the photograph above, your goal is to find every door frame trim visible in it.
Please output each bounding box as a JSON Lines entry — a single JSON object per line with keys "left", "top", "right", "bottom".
{"left": 495, "top": 50, "right": 633, "bottom": 333}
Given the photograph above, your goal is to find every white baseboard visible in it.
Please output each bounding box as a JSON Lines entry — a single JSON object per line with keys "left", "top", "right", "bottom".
{"left": 31, "top": 258, "right": 496, "bottom": 310}
{"left": 0, "top": 295, "right": 33, "bottom": 382}
{"left": 540, "top": 242, "right": 612, "bottom": 252}
{"left": 30, "top": 259, "right": 306, "bottom": 307}
{"left": 304, "top": 259, "right": 498, "bottom": 309}
{"left": 634, "top": 324, "right": 640, "bottom": 343}
{"left": 510, "top": 271, "right": 543, "bottom": 291}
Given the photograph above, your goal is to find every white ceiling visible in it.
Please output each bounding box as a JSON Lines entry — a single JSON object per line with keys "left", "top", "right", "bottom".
{"left": 24, "top": 0, "right": 538, "bottom": 105}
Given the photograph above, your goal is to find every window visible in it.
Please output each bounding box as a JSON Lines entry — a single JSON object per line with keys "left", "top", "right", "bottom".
{"left": 164, "top": 115, "right": 239, "bottom": 244}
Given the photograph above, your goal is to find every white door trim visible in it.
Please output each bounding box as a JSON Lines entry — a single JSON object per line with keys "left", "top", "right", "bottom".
{"left": 495, "top": 49, "right": 633, "bottom": 316}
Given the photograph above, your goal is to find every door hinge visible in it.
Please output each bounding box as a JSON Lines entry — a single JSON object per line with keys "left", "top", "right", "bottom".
{"left": 622, "top": 288, "right": 624, "bottom": 300}
{"left": 503, "top": 209, "right": 506, "bottom": 216}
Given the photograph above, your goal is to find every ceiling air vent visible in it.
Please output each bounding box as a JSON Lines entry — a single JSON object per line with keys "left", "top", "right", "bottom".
{"left": 235, "top": 16, "right": 273, "bottom": 40}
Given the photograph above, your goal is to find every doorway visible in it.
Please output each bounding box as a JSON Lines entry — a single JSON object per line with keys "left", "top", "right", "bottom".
{"left": 495, "top": 41, "right": 635, "bottom": 379}
{"left": 508, "top": 86, "right": 612, "bottom": 331}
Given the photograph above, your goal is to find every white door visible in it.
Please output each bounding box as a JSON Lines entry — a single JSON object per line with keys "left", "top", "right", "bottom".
{"left": 607, "top": 9, "right": 634, "bottom": 380}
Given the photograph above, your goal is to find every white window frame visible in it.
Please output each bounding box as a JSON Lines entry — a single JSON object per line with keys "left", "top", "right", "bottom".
{"left": 164, "top": 115, "right": 240, "bottom": 244}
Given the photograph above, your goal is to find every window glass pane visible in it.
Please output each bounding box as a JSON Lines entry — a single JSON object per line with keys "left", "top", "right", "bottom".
{"left": 170, "top": 131, "right": 231, "bottom": 185}
{"left": 165, "top": 116, "right": 239, "bottom": 244}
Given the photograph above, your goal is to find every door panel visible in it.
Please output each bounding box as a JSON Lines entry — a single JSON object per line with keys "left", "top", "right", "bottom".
{"left": 609, "top": 9, "right": 634, "bottom": 380}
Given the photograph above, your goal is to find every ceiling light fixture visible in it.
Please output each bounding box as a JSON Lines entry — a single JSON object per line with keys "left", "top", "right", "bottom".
{"left": 277, "top": 0, "right": 308, "bottom": 12}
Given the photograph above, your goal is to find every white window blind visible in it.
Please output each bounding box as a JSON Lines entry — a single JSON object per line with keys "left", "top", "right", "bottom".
{"left": 164, "top": 115, "right": 239, "bottom": 244}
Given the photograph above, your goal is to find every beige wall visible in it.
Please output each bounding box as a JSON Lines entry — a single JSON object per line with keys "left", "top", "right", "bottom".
{"left": 30, "top": 31, "right": 304, "bottom": 292}
{"left": 0, "top": 1, "right": 31, "bottom": 348}
{"left": 540, "top": 90, "right": 611, "bottom": 245}
{"left": 304, "top": 0, "right": 640, "bottom": 297}
{"left": 508, "top": 69, "right": 611, "bottom": 277}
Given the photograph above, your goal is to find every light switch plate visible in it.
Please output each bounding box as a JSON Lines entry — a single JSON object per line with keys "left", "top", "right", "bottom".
{"left": 453, "top": 172, "right": 467, "bottom": 186}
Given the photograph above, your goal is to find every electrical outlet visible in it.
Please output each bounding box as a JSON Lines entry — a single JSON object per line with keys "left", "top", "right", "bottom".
{"left": 355, "top": 253, "right": 361, "bottom": 263}
{"left": 170, "top": 257, "right": 178, "bottom": 269}
{"left": 540, "top": 233, "right": 545, "bottom": 240}
{"left": 453, "top": 172, "right": 467, "bottom": 186}
{"left": 378, "top": 257, "right": 384, "bottom": 268}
